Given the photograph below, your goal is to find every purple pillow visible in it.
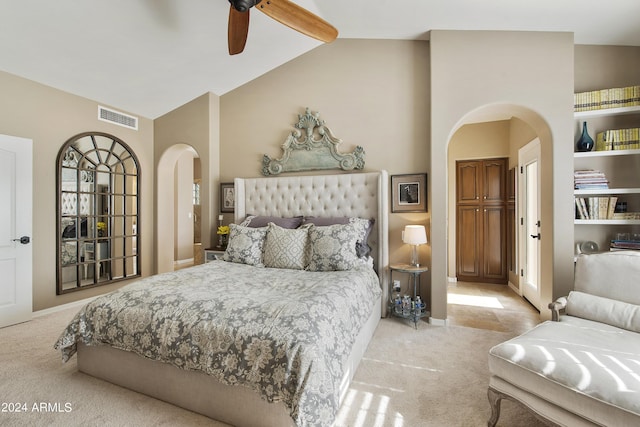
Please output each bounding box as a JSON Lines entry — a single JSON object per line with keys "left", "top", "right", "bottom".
{"left": 240, "top": 215, "right": 303, "bottom": 229}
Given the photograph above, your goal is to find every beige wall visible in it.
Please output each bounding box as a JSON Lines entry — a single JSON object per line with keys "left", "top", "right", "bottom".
{"left": 5, "top": 36, "right": 638, "bottom": 315}
{"left": 154, "top": 92, "right": 220, "bottom": 273}
{"left": 0, "top": 70, "right": 155, "bottom": 311}
{"left": 220, "top": 39, "right": 431, "bottom": 292}
{"left": 431, "top": 30, "right": 576, "bottom": 321}
{"left": 575, "top": 45, "right": 640, "bottom": 92}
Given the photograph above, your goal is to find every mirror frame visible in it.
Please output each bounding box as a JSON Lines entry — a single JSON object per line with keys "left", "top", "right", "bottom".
{"left": 56, "top": 131, "right": 141, "bottom": 294}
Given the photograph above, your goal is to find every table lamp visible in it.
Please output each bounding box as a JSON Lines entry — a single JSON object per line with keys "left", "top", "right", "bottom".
{"left": 402, "top": 225, "right": 427, "bottom": 267}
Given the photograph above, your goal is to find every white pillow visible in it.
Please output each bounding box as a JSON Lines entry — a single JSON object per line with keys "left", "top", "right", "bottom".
{"left": 566, "top": 290, "right": 640, "bottom": 333}
{"left": 263, "top": 223, "right": 309, "bottom": 270}
{"left": 307, "top": 223, "right": 360, "bottom": 271}
{"left": 222, "top": 224, "right": 267, "bottom": 267}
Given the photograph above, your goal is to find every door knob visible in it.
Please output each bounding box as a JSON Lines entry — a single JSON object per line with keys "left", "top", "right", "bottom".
{"left": 530, "top": 233, "right": 540, "bottom": 240}
{"left": 12, "top": 236, "right": 30, "bottom": 244}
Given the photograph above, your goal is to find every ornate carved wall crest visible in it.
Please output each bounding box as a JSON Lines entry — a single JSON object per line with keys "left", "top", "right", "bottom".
{"left": 262, "top": 108, "right": 365, "bottom": 176}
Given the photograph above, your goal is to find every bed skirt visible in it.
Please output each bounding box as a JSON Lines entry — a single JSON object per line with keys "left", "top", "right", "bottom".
{"left": 77, "top": 293, "right": 382, "bottom": 427}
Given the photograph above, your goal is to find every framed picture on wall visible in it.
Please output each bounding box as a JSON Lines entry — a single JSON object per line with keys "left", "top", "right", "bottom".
{"left": 220, "top": 182, "right": 235, "bottom": 213}
{"left": 391, "top": 173, "right": 427, "bottom": 213}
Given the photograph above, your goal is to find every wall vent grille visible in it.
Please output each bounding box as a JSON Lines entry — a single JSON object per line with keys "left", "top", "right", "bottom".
{"left": 98, "top": 106, "right": 138, "bottom": 130}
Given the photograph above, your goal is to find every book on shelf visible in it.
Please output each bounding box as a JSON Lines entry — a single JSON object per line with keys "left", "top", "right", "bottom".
{"left": 595, "top": 128, "right": 640, "bottom": 151}
{"left": 574, "top": 169, "right": 609, "bottom": 189}
{"left": 574, "top": 85, "right": 640, "bottom": 112}
{"left": 574, "top": 196, "right": 618, "bottom": 220}
{"left": 612, "top": 212, "right": 640, "bottom": 220}
{"left": 610, "top": 240, "right": 640, "bottom": 250}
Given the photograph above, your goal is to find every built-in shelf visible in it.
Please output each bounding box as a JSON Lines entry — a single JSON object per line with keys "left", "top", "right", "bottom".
{"left": 575, "top": 219, "right": 640, "bottom": 225}
{"left": 574, "top": 105, "right": 640, "bottom": 119}
{"left": 574, "top": 148, "right": 640, "bottom": 158}
{"left": 574, "top": 188, "right": 640, "bottom": 195}
{"left": 573, "top": 100, "right": 640, "bottom": 253}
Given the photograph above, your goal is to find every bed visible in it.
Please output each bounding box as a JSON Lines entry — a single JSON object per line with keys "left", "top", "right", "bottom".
{"left": 55, "top": 171, "right": 389, "bottom": 427}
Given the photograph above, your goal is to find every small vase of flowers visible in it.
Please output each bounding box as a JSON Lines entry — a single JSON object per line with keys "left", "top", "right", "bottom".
{"left": 217, "top": 225, "right": 230, "bottom": 249}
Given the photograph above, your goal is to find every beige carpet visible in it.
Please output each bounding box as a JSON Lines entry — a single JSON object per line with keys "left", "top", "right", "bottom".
{"left": 0, "top": 307, "right": 545, "bottom": 427}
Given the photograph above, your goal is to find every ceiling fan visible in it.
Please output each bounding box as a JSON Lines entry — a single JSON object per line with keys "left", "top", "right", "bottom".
{"left": 227, "top": 0, "right": 338, "bottom": 55}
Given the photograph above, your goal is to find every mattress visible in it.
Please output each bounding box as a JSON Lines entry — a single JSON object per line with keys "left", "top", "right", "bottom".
{"left": 55, "top": 260, "right": 381, "bottom": 427}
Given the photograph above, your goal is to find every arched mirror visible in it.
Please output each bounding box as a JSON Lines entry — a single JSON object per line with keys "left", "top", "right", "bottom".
{"left": 57, "top": 132, "right": 141, "bottom": 294}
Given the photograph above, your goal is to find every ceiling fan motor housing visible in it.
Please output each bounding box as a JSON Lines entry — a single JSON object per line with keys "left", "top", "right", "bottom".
{"left": 229, "top": 0, "right": 261, "bottom": 12}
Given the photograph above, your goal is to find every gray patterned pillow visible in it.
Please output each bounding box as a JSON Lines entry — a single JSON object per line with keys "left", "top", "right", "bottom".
{"left": 302, "top": 216, "right": 374, "bottom": 258}
{"left": 222, "top": 224, "right": 267, "bottom": 267}
{"left": 263, "top": 223, "right": 309, "bottom": 270}
{"left": 307, "top": 223, "right": 360, "bottom": 271}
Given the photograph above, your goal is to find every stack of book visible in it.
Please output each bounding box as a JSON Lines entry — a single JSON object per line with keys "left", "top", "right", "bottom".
{"left": 612, "top": 212, "right": 640, "bottom": 220}
{"left": 574, "top": 170, "right": 609, "bottom": 190}
{"left": 574, "top": 85, "right": 640, "bottom": 112}
{"left": 610, "top": 239, "right": 640, "bottom": 251}
{"left": 575, "top": 196, "right": 617, "bottom": 220}
{"left": 595, "top": 128, "right": 640, "bottom": 151}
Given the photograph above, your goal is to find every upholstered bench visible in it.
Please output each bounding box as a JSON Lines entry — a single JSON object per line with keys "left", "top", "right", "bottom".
{"left": 487, "top": 251, "right": 640, "bottom": 426}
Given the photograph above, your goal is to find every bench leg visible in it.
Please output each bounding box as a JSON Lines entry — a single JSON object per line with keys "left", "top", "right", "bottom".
{"left": 487, "top": 386, "right": 502, "bottom": 427}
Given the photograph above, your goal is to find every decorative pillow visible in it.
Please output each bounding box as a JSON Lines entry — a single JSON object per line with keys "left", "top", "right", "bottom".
{"left": 240, "top": 215, "right": 303, "bottom": 229}
{"left": 302, "top": 216, "right": 375, "bottom": 258}
{"left": 222, "top": 224, "right": 267, "bottom": 267}
{"left": 307, "top": 223, "right": 361, "bottom": 271}
{"left": 566, "top": 290, "right": 640, "bottom": 333}
{"left": 263, "top": 223, "right": 309, "bottom": 270}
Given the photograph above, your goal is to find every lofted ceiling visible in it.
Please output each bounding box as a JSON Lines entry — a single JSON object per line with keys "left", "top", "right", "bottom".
{"left": 1, "top": 0, "right": 639, "bottom": 119}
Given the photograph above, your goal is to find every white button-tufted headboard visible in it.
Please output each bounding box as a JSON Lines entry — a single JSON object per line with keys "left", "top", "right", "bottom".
{"left": 234, "top": 171, "right": 389, "bottom": 286}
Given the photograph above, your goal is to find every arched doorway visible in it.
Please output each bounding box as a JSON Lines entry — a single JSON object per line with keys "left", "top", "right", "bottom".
{"left": 157, "top": 144, "right": 201, "bottom": 273}
{"left": 445, "top": 103, "right": 553, "bottom": 319}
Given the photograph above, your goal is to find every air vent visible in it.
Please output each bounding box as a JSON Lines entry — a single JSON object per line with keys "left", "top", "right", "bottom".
{"left": 98, "top": 106, "right": 138, "bottom": 130}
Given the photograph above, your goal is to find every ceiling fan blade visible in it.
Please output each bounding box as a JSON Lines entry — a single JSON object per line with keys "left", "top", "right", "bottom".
{"left": 256, "top": 0, "right": 338, "bottom": 43}
{"left": 228, "top": 5, "right": 250, "bottom": 55}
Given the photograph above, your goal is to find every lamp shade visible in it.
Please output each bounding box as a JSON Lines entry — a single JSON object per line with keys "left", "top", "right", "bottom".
{"left": 402, "top": 225, "right": 427, "bottom": 245}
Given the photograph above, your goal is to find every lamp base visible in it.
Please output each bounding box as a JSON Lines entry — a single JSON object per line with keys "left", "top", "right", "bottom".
{"left": 410, "top": 245, "right": 420, "bottom": 267}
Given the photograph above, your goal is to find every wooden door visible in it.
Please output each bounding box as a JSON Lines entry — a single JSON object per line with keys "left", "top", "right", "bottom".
{"left": 482, "top": 160, "right": 506, "bottom": 203}
{"left": 483, "top": 205, "right": 506, "bottom": 281}
{"left": 456, "top": 205, "right": 481, "bottom": 279}
{"left": 456, "top": 158, "right": 507, "bottom": 283}
{"left": 457, "top": 161, "right": 481, "bottom": 204}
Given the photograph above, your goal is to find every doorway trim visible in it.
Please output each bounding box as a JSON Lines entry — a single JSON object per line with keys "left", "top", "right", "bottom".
{"left": 156, "top": 144, "right": 199, "bottom": 274}
{"left": 442, "top": 103, "right": 555, "bottom": 321}
{"left": 518, "top": 138, "right": 542, "bottom": 311}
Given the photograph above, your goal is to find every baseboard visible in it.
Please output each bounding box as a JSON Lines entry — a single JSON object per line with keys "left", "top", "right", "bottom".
{"left": 447, "top": 276, "right": 457, "bottom": 282}
{"left": 508, "top": 281, "right": 521, "bottom": 295}
{"left": 174, "top": 258, "right": 194, "bottom": 266}
{"left": 429, "top": 317, "right": 449, "bottom": 326}
{"left": 33, "top": 295, "right": 98, "bottom": 318}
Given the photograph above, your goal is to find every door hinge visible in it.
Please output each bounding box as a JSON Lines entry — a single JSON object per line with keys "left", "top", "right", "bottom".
{"left": 520, "top": 269, "right": 524, "bottom": 277}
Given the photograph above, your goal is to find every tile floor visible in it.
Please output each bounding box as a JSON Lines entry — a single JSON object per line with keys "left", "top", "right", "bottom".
{"left": 447, "top": 281, "right": 542, "bottom": 335}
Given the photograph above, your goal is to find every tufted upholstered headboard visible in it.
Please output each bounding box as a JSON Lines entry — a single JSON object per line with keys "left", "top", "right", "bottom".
{"left": 234, "top": 171, "right": 389, "bottom": 288}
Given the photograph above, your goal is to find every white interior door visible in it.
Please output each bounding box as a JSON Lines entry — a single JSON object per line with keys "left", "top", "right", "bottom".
{"left": 518, "top": 138, "right": 541, "bottom": 311}
{"left": 0, "top": 134, "right": 33, "bottom": 328}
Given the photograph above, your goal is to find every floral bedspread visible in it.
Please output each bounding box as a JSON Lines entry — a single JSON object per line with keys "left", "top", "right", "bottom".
{"left": 54, "top": 260, "right": 381, "bottom": 427}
